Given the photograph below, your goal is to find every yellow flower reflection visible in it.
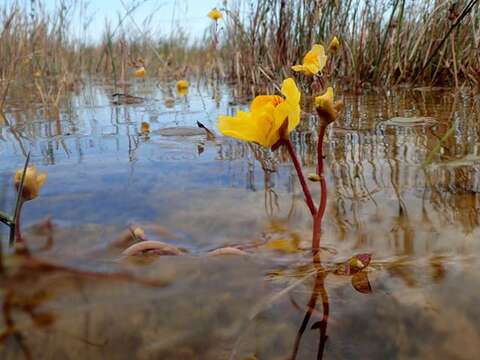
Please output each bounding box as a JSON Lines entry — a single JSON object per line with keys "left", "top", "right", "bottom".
{"left": 292, "top": 44, "right": 327, "bottom": 76}
{"left": 134, "top": 66, "right": 145, "bottom": 78}
{"left": 218, "top": 78, "right": 301, "bottom": 147}
{"left": 208, "top": 8, "right": 223, "bottom": 21}
{"left": 329, "top": 36, "right": 340, "bottom": 54}
{"left": 14, "top": 166, "right": 47, "bottom": 201}
{"left": 315, "top": 87, "right": 342, "bottom": 124}
{"left": 176, "top": 80, "right": 189, "bottom": 95}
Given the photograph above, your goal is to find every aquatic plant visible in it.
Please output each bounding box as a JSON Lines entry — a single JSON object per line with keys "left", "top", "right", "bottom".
{"left": 13, "top": 167, "right": 47, "bottom": 202}
{"left": 328, "top": 36, "right": 340, "bottom": 54}
{"left": 176, "top": 80, "right": 189, "bottom": 95}
{"left": 219, "top": 69, "right": 342, "bottom": 252}
{"left": 207, "top": 8, "right": 223, "bottom": 22}
{"left": 134, "top": 66, "right": 146, "bottom": 78}
{"left": 218, "top": 78, "right": 300, "bottom": 147}
{"left": 292, "top": 45, "right": 328, "bottom": 77}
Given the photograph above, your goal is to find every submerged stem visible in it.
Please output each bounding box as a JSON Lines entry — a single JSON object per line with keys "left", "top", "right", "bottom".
{"left": 284, "top": 139, "right": 317, "bottom": 216}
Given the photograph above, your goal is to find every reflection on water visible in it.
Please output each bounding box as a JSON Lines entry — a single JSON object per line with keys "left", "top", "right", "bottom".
{"left": 1, "top": 80, "right": 480, "bottom": 358}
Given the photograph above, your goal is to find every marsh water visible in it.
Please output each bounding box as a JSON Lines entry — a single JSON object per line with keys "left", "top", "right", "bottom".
{"left": 1, "top": 79, "right": 479, "bottom": 359}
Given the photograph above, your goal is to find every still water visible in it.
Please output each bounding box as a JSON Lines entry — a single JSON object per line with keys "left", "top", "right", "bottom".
{"left": 0, "top": 79, "right": 479, "bottom": 359}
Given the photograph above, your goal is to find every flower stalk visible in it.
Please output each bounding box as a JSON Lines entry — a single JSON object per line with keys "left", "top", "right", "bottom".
{"left": 312, "top": 124, "right": 328, "bottom": 253}
{"left": 284, "top": 139, "right": 317, "bottom": 216}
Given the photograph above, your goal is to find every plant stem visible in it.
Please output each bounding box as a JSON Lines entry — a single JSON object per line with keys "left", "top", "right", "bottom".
{"left": 284, "top": 139, "right": 317, "bottom": 216}
{"left": 312, "top": 124, "right": 328, "bottom": 254}
{"left": 14, "top": 200, "right": 24, "bottom": 246}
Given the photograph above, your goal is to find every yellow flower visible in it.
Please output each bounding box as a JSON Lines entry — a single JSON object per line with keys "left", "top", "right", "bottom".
{"left": 208, "top": 8, "right": 223, "bottom": 21}
{"left": 134, "top": 66, "right": 145, "bottom": 78}
{"left": 14, "top": 166, "right": 47, "bottom": 201}
{"left": 329, "top": 36, "right": 340, "bottom": 54}
{"left": 292, "top": 44, "right": 327, "bottom": 76}
{"left": 218, "top": 78, "right": 301, "bottom": 147}
{"left": 33, "top": 71, "right": 42, "bottom": 78}
{"left": 314, "top": 87, "right": 342, "bottom": 124}
{"left": 141, "top": 122, "right": 150, "bottom": 133}
{"left": 176, "top": 80, "right": 189, "bottom": 95}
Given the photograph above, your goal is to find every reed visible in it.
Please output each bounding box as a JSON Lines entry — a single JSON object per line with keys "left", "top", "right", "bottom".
{"left": 220, "top": 0, "right": 480, "bottom": 90}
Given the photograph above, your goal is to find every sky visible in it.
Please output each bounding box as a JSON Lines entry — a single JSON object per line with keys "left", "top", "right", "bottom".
{"left": 6, "top": 0, "right": 223, "bottom": 42}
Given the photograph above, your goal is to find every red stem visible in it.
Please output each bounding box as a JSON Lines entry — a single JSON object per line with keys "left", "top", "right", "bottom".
{"left": 284, "top": 139, "right": 317, "bottom": 216}
{"left": 312, "top": 125, "right": 328, "bottom": 254}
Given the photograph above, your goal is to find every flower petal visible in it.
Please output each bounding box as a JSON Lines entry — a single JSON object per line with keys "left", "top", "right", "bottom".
{"left": 303, "top": 45, "right": 327, "bottom": 75}
{"left": 281, "top": 78, "right": 300, "bottom": 105}
{"left": 315, "top": 87, "right": 334, "bottom": 108}
{"left": 218, "top": 111, "right": 273, "bottom": 147}
{"left": 291, "top": 65, "right": 305, "bottom": 73}
{"left": 251, "top": 95, "right": 283, "bottom": 113}
{"left": 36, "top": 173, "right": 47, "bottom": 187}
{"left": 281, "top": 78, "right": 301, "bottom": 132}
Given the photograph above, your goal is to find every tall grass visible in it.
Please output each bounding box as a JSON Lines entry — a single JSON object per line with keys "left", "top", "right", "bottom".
{"left": 221, "top": 0, "right": 480, "bottom": 90}
{"left": 0, "top": 0, "right": 209, "bottom": 110}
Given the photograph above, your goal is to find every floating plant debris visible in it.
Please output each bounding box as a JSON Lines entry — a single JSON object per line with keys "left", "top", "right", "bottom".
{"left": 382, "top": 116, "right": 437, "bottom": 127}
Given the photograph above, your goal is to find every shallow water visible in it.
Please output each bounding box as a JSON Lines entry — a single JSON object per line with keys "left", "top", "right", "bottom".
{"left": 1, "top": 80, "right": 479, "bottom": 359}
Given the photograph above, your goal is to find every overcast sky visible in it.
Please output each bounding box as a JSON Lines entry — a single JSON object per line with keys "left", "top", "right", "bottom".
{"left": 5, "top": 0, "right": 224, "bottom": 42}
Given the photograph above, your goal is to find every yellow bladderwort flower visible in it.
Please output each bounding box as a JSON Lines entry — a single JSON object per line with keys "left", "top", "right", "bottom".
{"left": 314, "top": 87, "right": 343, "bottom": 125}
{"left": 134, "top": 66, "right": 146, "bottom": 78}
{"left": 176, "top": 80, "right": 189, "bottom": 95}
{"left": 328, "top": 36, "right": 340, "bottom": 54}
{"left": 208, "top": 8, "right": 223, "bottom": 21}
{"left": 218, "top": 78, "right": 301, "bottom": 148}
{"left": 141, "top": 122, "right": 150, "bottom": 134}
{"left": 14, "top": 166, "right": 47, "bottom": 201}
{"left": 292, "top": 44, "right": 327, "bottom": 76}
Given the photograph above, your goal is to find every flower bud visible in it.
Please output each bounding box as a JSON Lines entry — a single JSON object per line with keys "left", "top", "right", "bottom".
{"left": 14, "top": 166, "right": 47, "bottom": 201}
{"left": 328, "top": 36, "right": 340, "bottom": 54}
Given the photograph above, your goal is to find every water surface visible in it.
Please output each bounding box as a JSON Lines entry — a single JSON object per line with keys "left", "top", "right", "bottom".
{"left": 1, "top": 80, "right": 479, "bottom": 359}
